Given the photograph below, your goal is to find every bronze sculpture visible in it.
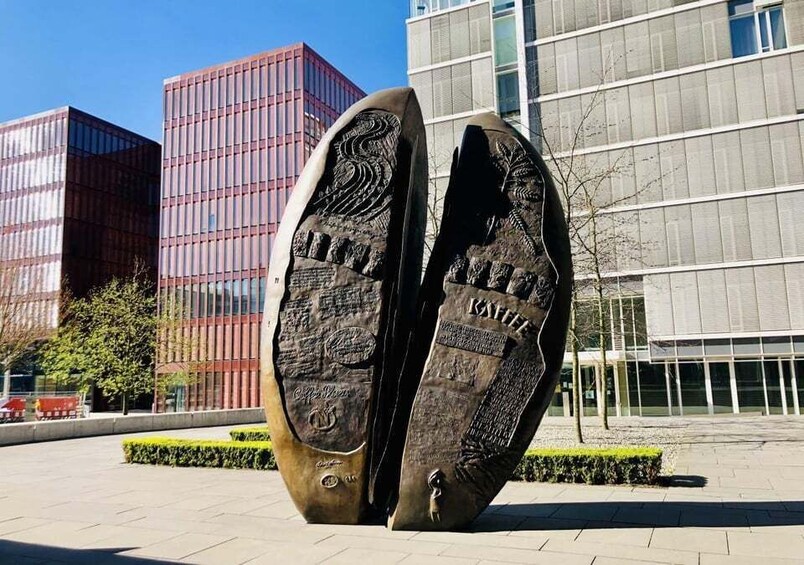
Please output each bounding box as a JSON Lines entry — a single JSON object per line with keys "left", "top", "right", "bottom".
{"left": 260, "top": 87, "right": 427, "bottom": 524}
{"left": 388, "top": 113, "right": 571, "bottom": 530}
{"left": 261, "top": 91, "right": 571, "bottom": 529}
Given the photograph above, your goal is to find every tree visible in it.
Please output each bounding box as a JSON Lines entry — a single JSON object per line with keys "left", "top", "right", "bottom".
{"left": 0, "top": 262, "right": 51, "bottom": 398}
{"left": 512, "top": 55, "right": 661, "bottom": 436}
{"left": 42, "top": 268, "right": 158, "bottom": 414}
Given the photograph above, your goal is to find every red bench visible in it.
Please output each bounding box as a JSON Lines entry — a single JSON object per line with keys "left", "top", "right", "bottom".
{"left": 0, "top": 398, "right": 26, "bottom": 423}
{"left": 35, "top": 397, "right": 79, "bottom": 420}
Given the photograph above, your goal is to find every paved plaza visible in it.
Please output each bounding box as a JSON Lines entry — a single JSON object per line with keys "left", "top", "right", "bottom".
{"left": 1, "top": 416, "right": 803, "bottom": 564}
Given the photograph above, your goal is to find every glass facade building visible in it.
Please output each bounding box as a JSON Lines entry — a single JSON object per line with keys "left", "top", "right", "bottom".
{"left": 0, "top": 107, "right": 160, "bottom": 401}
{"left": 407, "top": 0, "right": 804, "bottom": 416}
{"left": 158, "top": 43, "right": 364, "bottom": 411}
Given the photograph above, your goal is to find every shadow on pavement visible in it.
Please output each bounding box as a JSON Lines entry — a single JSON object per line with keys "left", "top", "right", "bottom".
{"left": 477, "top": 500, "right": 804, "bottom": 532}
{"left": 660, "top": 474, "right": 708, "bottom": 487}
{"left": 0, "top": 540, "right": 170, "bottom": 564}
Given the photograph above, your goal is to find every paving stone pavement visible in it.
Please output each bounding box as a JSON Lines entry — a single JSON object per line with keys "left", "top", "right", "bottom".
{"left": 1, "top": 416, "right": 803, "bottom": 564}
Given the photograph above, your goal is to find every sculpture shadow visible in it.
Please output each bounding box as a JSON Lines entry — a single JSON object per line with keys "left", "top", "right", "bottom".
{"left": 475, "top": 500, "right": 804, "bottom": 532}
{"left": 0, "top": 540, "right": 170, "bottom": 564}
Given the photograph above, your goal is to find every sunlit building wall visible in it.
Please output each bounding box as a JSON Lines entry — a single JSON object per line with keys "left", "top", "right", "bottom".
{"left": 0, "top": 107, "right": 160, "bottom": 332}
{"left": 408, "top": 0, "right": 804, "bottom": 416}
{"left": 158, "top": 43, "right": 364, "bottom": 411}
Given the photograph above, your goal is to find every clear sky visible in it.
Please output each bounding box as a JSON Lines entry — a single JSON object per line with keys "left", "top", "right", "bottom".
{"left": 0, "top": 0, "right": 409, "bottom": 141}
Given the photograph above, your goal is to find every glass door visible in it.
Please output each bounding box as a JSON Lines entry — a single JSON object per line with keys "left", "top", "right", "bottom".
{"left": 709, "top": 362, "right": 734, "bottom": 414}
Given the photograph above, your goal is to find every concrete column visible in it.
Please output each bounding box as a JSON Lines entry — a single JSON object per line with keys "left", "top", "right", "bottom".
{"left": 704, "top": 361, "right": 714, "bottom": 415}
{"left": 729, "top": 361, "right": 740, "bottom": 414}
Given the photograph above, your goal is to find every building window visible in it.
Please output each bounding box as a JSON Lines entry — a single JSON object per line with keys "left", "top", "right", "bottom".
{"left": 493, "top": 15, "right": 517, "bottom": 67}
{"left": 728, "top": 0, "right": 787, "bottom": 58}
{"left": 496, "top": 71, "right": 519, "bottom": 117}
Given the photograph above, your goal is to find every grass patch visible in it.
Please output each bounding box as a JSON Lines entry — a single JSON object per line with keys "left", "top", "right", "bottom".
{"left": 512, "top": 447, "right": 663, "bottom": 485}
{"left": 229, "top": 426, "right": 271, "bottom": 442}
{"left": 122, "top": 438, "right": 276, "bottom": 470}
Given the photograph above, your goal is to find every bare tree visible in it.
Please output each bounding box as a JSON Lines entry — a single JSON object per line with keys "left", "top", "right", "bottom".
{"left": 0, "top": 262, "right": 53, "bottom": 398}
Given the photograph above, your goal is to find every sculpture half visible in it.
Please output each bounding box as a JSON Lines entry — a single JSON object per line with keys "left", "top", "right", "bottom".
{"left": 389, "top": 113, "right": 572, "bottom": 530}
{"left": 260, "top": 88, "right": 427, "bottom": 524}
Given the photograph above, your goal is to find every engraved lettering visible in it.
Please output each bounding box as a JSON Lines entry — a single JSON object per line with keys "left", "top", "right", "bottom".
{"left": 466, "top": 298, "right": 536, "bottom": 335}
{"left": 319, "top": 286, "right": 380, "bottom": 320}
{"left": 315, "top": 459, "right": 344, "bottom": 469}
{"left": 320, "top": 474, "right": 339, "bottom": 488}
{"left": 435, "top": 320, "right": 508, "bottom": 357}
{"left": 289, "top": 267, "right": 335, "bottom": 290}
{"left": 325, "top": 327, "right": 376, "bottom": 365}
{"left": 292, "top": 385, "right": 356, "bottom": 403}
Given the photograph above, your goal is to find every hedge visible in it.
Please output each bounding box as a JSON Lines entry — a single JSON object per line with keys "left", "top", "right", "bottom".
{"left": 512, "top": 447, "right": 663, "bottom": 485}
{"left": 122, "top": 438, "right": 276, "bottom": 470}
{"left": 229, "top": 426, "right": 271, "bottom": 442}
{"left": 124, "top": 438, "right": 661, "bottom": 485}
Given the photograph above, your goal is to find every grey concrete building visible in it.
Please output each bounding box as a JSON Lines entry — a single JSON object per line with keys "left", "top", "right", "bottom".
{"left": 407, "top": 0, "right": 804, "bottom": 417}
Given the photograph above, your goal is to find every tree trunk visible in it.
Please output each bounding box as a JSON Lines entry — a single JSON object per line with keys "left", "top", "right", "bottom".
{"left": 122, "top": 393, "right": 128, "bottom": 416}
{"left": 597, "top": 285, "right": 609, "bottom": 430}
{"left": 570, "top": 303, "right": 583, "bottom": 444}
{"left": 2, "top": 366, "right": 10, "bottom": 399}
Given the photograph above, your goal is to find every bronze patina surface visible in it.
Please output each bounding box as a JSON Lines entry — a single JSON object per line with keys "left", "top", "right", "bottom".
{"left": 260, "top": 88, "right": 427, "bottom": 524}
{"left": 388, "top": 113, "right": 572, "bottom": 530}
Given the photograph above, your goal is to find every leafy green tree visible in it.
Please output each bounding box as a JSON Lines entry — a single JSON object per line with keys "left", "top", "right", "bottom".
{"left": 42, "top": 271, "right": 157, "bottom": 415}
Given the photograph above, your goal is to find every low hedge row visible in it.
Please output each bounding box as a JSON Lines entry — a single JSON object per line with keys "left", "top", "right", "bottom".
{"left": 122, "top": 438, "right": 277, "bottom": 471}
{"left": 513, "top": 447, "right": 663, "bottom": 485}
{"left": 229, "top": 426, "right": 271, "bottom": 442}
{"left": 124, "top": 437, "right": 661, "bottom": 485}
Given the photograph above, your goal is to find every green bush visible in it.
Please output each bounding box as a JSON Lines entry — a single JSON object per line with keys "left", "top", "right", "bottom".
{"left": 123, "top": 438, "right": 660, "bottom": 486}
{"left": 512, "top": 447, "right": 662, "bottom": 485}
{"left": 122, "top": 438, "right": 276, "bottom": 470}
{"left": 229, "top": 426, "right": 271, "bottom": 442}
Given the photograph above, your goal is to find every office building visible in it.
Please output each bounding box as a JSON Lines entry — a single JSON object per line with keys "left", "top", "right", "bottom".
{"left": 157, "top": 43, "right": 364, "bottom": 411}
{"left": 0, "top": 107, "right": 161, "bottom": 399}
{"left": 407, "top": 0, "right": 804, "bottom": 416}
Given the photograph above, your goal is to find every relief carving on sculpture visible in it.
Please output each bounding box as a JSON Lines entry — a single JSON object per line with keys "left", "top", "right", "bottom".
{"left": 260, "top": 88, "right": 428, "bottom": 524}
{"left": 389, "top": 113, "right": 571, "bottom": 531}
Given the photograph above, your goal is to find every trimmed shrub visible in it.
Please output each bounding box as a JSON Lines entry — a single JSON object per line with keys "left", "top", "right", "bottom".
{"left": 512, "top": 447, "right": 662, "bottom": 485}
{"left": 122, "top": 438, "right": 276, "bottom": 470}
{"left": 229, "top": 426, "right": 270, "bottom": 442}
{"left": 123, "top": 439, "right": 661, "bottom": 486}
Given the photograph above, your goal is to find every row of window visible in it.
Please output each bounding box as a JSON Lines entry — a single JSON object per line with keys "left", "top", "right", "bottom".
{"left": 0, "top": 117, "right": 66, "bottom": 161}
{"left": 163, "top": 100, "right": 303, "bottom": 159}
{"left": 590, "top": 190, "right": 804, "bottom": 274}
{"left": 533, "top": 0, "right": 719, "bottom": 40}
{"left": 611, "top": 359, "right": 803, "bottom": 417}
{"left": 0, "top": 225, "right": 62, "bottom": 261}
{"left": 0, "top": 188, "right": 63, "bottom": 228}
{"left": 68, "top": 154, "right": 160, "bottom": 207}
{"left": 410, "top": 0, "right": 480, "bottom": 18}
{"left": 170, "top": 277, "right": 267, "bottom": 320}
{"left": 650, "top": 336, "right": 804, "bottom": 360}
{"left": 645, "top": 263, "right": 804, "bottom": 337}
{"left": 540, "top": 53, "right": 804, "bottom": 152}
{"left": 161, "top": 321, "right": 262, "bottom": 366}
{"left": 162, "top": 143, "right": 304, "bottom": 198}
{"left": 0, "top": 153, "right": 66, "bottom": 195}
{"left": 548, "top": 122, "right": 804, "bottom": 212}
{"left": 165, "top": 369, "right": 261, "bottom": 411}
{"left": 0, "top": 261, "right": 60, "bottom": 296}
{"left": 164, "top": 57, "right": 361, "bottom": 122}
{"left": 67, "top": 119, "right": 157, "bottom": 169}
{"left": 160, "top": 233, "right": 272, "bottom": 279}
{"left": 162, "top": 188, "right": 289, "bottom": 238}
{"left": 410, "top": 57, "right": 495, "bottom": 120}
{"left": 165, "top": 57, "right": 302, "bottom": 121}
{"left": 408, "top": 3, "right": 491, "bottom": 68}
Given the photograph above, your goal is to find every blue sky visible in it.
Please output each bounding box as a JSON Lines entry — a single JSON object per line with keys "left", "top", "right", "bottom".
{"left": 0, "top": 0, "right": 409, "bottom": 141}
